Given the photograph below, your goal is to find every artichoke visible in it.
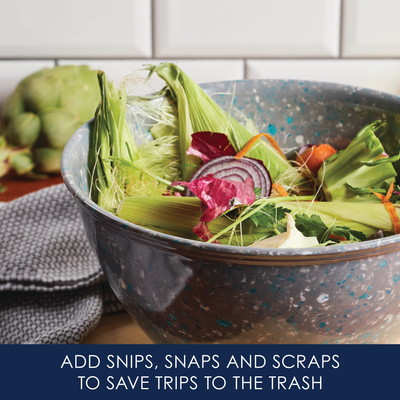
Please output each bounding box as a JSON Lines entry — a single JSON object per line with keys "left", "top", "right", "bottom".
{"left": 0, "top": 65, "right": 102, "bottom": 178}
{"left": 8, "top": 149, "right": 35, "bottom": 175}
{"left": 4, "top": 112, "right": 41, "bottom": 147}
{"left": 33, "top": 148, "right": 63, "bottom": 174}
{"left": 39, "top": 107, "right": 82, "bottom": 149}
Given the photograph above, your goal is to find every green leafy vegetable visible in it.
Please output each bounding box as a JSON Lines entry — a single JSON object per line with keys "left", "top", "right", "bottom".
{"left": 295, "top": 213, "right": 367, "bottom": 243}
{"left": 249, "top": 203, "right": 291, "bottom": 234}
{"left": 329, "top": 226, "right": 367, "bottom": 242}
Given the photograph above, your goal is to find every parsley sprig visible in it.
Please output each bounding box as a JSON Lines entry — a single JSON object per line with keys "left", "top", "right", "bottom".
{"left": 249, "top": 203, "right": 291, "bottom": 235}
{"left": 295, "top": 214, "right": 367, "bottom": 243}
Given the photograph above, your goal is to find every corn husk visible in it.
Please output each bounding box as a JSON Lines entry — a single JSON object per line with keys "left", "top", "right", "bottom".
{"left": 283, "top": 201, "right": 400, "bottom": 237}
{"left": 196, "top": 194, "right": 400, "bottom": 245}
{"left": 118, "top": 195, "right": 399, "bottom": 245}
{"left": 117, "top": 195, "right": 268, "bottom": 246}
{"left": 88, "top": 71, "right": 135, "bottom": 210}
{"left": 145, "top": 63, "right": 303, "bottom": 186}
{"left": 88, "top": 71, "right": 181, "bottom": 211}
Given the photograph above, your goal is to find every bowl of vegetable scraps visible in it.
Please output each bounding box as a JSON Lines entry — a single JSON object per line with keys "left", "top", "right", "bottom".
{"left": 62, "top": 62, "right": 400, "bottom": 344}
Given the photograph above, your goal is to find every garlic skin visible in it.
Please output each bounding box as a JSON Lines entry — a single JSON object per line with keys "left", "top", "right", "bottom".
{"left": 249, "top": 213, "right": 319, "bottom": 249}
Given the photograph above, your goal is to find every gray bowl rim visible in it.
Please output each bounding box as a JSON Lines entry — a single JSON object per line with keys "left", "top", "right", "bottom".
{"left": 61, "top": 77, "right": 400, "bottom": 259}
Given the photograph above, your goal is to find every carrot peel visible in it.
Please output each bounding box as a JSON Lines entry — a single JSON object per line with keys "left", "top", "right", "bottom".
{"left": 235, "top": 133, "right": 286, "bottom": 160}
{"left": 272, "top": 182, "right": 289, "bottom": 197}
{"left": 328, "top": 234, "right": 348, "bottom": 242}
{"left": 370, "top": 182, "right": 400, "bottom": 234}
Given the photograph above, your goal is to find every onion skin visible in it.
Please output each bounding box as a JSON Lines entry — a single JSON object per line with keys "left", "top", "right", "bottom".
{"left": 368, "top": 230, "right": 385, "bottom": 240}
{"left": 188, "top": 155, "right": 272, "bottom": 198}
{"left": 298, "top": 144, "right": 314, "bottom": 155}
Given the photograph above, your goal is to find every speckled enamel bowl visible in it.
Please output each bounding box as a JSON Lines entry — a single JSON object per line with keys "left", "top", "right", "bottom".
{"left": 62, "top": 79, "right": 400, "bottom": 344}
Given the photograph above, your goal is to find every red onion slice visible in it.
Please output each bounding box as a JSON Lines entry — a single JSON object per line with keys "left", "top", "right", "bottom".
{"left": 188, "top": 155, "right": 272, "bottom": 198}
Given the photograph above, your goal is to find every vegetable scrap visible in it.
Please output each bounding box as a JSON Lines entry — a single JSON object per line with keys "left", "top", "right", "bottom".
{"left": 171, "top": 174, "right": 256, "bottom": 223}
{"left": 248, "top": 213, "right": 319, "bottom": 249}
{"left": 295, "top": 143, "right": 337, "bottom": 175}
{"left": 88, "top": 62, "right": 400, "bottom": 249}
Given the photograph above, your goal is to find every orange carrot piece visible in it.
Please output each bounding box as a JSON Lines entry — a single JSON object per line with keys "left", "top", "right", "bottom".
{"left": 383, "top": 181, "right": 395, "bottom": 203}
{"left": 272, "top": 182, "right": 289, "bottom": 197}
{"left": 235, "top": 133, "right": 286, "bottom": 160}
{"left": 328, "top": 234, "right": 348, "bottom": 242}
{"left": 370, "top": 189, "right": 385, "bottom": 201}
{"left": 385, "top": 202, "right": 400, "bottom": 234}
{"left": 296, "top": 144, "right": 337, "bottom": 175}
{"left": 370, "top": 184, "right": 400, "bottom": 234}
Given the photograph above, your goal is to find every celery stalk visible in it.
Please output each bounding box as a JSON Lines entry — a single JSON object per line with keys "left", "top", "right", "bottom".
{"left": 319, "top": 121, "right": 400, "bottom": 202}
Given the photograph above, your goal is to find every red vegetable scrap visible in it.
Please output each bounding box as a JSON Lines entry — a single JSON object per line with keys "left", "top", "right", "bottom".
{"left": 328, "top": 234, "right": 348, "bottom": 242}
{"left": 189, "top": 155, "right": 272, "bottom": 198}
{"left": 193, "top": 222, "right": 221, "bottom": 244}
{"left": 171, "top": 174, "right": 256, "bottom": 242}
{"left": 162, "top": 191, "right": 182, "bottom": 197}
{"left": 187, "top": 132, "right": 273, "bottom": 197}
{"left": 187, "top": 132, "right": 236, "bottom": 163}
{"left": 172, "top": 174, "right": 255, "bottom": 222}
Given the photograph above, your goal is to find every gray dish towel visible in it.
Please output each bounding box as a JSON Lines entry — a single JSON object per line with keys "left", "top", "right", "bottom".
{"left": 0, "top": 184, "right": 124, "bottom": 344}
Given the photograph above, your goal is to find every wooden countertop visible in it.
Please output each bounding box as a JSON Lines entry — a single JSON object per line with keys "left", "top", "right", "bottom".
{"left": 0, "top": 174, "right": 152, "bottom": 345}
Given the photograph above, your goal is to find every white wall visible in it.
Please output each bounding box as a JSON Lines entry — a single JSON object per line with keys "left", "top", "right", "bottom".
{"left": 1, "top": 0, "right": 400, "bottom": 106}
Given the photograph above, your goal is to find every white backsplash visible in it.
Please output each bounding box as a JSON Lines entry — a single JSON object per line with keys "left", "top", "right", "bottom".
{"left": 0, "top": 0, "right": 152, "bottom": 58}
{"left": 153, "top": 0, "right": 341, "bottom": 58}
{"left": 1, "top": 0, "right": 400, "bottom": 106}
{"left": 342, "top": 0, "right": 400, "bottom": 57}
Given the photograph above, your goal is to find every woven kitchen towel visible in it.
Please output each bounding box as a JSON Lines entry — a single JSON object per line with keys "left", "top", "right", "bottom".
{"left": 0, "top": 184, "right": 124, "bottom": 344}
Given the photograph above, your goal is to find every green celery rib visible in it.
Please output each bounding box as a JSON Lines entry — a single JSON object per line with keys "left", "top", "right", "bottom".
{"left": 319, "top": 121, "right": 399, "bottom": 202}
